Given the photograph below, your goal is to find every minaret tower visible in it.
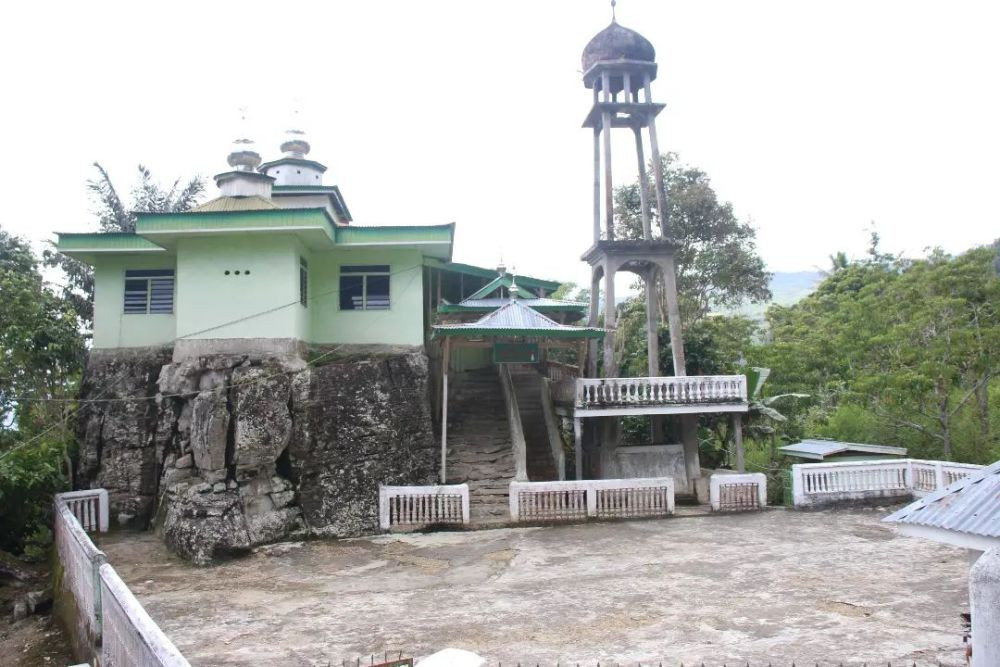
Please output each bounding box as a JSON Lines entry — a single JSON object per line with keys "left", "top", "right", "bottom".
{"left": 580, "top": 9, "right": 687, "bottom": 381}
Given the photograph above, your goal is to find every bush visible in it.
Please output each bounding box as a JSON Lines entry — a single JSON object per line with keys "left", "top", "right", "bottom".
{"left": 0, "top": 436, "right": 68, "bottom": 556}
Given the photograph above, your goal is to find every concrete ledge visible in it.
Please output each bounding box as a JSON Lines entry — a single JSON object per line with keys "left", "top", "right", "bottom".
{"left": 172, "top": 338, "right": 307, "bottom": 361}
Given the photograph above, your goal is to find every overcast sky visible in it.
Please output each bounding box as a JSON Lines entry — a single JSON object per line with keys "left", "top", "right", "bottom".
{"left": 2, "top": 0, "right": 998, "bottom": 289}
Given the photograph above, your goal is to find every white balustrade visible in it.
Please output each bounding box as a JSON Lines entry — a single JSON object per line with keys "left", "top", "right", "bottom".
{"left": 575, "top": 375, "right": 747, "bottom": 412}
{"left": 710, "top": 473, "right": 767, "bottom": 512}
{"left": 790, "top": 459, "right": 984, "bottom": 507}
{"left": 509, "top": 478, "right": 675, "bottom": 522}
{"left": 54, "top": 498, "right": 107, "bottom": 649}
{"left": 379, "top": 484, "right": 470, "bottom": 531}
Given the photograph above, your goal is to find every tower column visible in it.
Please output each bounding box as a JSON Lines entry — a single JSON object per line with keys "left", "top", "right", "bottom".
{"left": 587, "top": 266, "right": 601, "bottom": 378}
{"left": 644, "top": 265, "right": 660, "bottom": 377}
{"left": 593, "top": 128, "right": 601, "bottom": 243}
{"left": 603, "top": 261, "right": 618, "bottom": 378}
{"left": 633, "top": 127, "right": 652, "bottom": 242}
{"left": 601, "top": 71, "right": 615, "bottom": 240}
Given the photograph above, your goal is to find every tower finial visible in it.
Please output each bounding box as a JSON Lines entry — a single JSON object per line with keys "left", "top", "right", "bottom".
{"left": 611, "top": 0, "right": 617, "bottom": 22}
{"left": 228, "top": 105, "right": 261, "bottom": 172}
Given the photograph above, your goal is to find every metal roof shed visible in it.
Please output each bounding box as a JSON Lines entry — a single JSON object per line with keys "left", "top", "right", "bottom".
{"left": 883, "top": 460, "right": 1000, "bottom": 552}
{"left": 780, "top": 439, "right": 907, "bottom": 462}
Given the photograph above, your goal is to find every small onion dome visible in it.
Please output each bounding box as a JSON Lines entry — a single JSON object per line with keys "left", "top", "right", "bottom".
{"left": 228, "top": 138, "right": 262, "bottom": 172}
{"left": 581, "top": 21, "right": 655, "bottom": 72}
{"left": 280, "top": 129, "right": 311, "bottom": 158}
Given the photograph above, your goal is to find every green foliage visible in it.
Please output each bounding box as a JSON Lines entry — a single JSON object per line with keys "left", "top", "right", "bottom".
{"left": 613, "top": 153, "right": 772, "bottom": 323}
{"left": 753, "top": 239, "right": 1000, "bottom": 463}
{"left": 0, "top": 434, "right": 68, "bottom": 555}
{"left": 0, "top": 228, "right": 83, "bottom": 555}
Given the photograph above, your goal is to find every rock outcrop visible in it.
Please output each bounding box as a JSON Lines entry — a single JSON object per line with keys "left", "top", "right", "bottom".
{"left": 76, "top": 347, "right": 438, "bottom": 564}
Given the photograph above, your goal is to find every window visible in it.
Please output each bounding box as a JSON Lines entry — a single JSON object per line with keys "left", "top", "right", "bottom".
{"left": 299, "top": 257, "right": 308, "bottom": 307}
{"left": 124, "top": 269, "right": 174, "bottom": 314}
{"left": 339, "top": 265, "right": 390, "bottom": 310}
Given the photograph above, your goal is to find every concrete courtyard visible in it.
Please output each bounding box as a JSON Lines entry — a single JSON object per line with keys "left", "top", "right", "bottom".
{"left": 100, "top": 507, "right": 970, "bottom": 666}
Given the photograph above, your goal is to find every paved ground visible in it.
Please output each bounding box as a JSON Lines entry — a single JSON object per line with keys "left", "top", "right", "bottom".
{"left": 100, "top": 507, "right": 970, "bottom": 666}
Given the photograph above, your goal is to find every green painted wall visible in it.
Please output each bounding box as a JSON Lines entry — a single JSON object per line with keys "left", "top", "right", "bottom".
{"left": 92, "top": 254, "right": 177, "bottom": 349}
{"left": 90, "top": 237, "right": 427, "bottom": 349}
{"left": 309, "top": 248, "right": 425, "bottom": 346}
{"left": 175, "top": 235, "right": 302, "bottom": 341}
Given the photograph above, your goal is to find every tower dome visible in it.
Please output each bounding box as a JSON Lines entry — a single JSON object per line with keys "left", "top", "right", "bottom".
{"left": 581, "top": 21, "right": 655, "bottom": 73}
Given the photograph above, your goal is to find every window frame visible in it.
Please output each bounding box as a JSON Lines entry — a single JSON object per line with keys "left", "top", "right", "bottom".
{"left": 123, "top": 268, "right": 175, "bottom": 315}
{"left": 338, "top": 264, "right": 391, "bottom": 311}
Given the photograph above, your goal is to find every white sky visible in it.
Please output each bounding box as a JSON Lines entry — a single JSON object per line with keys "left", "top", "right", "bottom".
{"left": 2, "top": 0, "right": 998, "bottom": 290}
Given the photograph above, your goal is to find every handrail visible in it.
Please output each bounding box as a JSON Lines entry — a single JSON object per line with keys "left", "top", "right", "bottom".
{"left": 498, "top": 365, "right": 528, "bottom": 482}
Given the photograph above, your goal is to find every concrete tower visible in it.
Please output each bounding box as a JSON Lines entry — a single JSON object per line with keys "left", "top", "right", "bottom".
{"left": 580, "top": 15, "right": 687, "bottom": 381}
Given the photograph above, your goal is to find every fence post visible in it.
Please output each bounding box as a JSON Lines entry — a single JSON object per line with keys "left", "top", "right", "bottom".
{"left": 791, "top": 464, "right": 806, "bottom": 507}
{"left": 585, "top": 483, "right": 597, "bottom": 517}
{"left": 508, "top": 483, "right": 520, "bottom": 522}
{"left": 934, "top": 461, "right": 946, "bottom": 490}
{"left": 378, "top": 486, "right": 390, "bottom": 531}
{"left": 970, "top": 548, "right": 1000, "bottom": 667}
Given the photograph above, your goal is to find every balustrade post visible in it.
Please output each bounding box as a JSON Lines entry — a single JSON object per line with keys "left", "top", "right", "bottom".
{"left": 934, "top": 462, "right": 946, "bottom": 490}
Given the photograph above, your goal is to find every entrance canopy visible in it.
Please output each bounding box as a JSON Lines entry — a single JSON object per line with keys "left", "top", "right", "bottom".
{"left": 432, "top": 299, "right": 604, "bottom": 340}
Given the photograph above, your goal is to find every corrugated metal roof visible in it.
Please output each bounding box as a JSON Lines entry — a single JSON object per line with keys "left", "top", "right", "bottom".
{"left": 780, "top": 439, "right": 908, "bottom": 460}
{"left": 884, "top": 459, "right": 1000, "bottom": 539}
{"left": 441, "top": 297, "right": 587, "bottom": 311}
{"left": 189, "top": 195, "right": 279, "bottom": 212}
{"left": 433, "top": 299, "right": 604, "bottom": 339}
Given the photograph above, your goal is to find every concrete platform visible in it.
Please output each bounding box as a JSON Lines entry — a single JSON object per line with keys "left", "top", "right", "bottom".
{"left": 98, "top": 507, "right": 970, "bottom": 666}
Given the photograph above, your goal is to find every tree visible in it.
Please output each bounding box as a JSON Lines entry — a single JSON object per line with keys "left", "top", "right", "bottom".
{"left": 44, "top": 163, "right": 204, "bottom": 326}
{"left": 757, "top": 241, "right": 1000, "bottom": 463}
{"left": 0, "top": 228, "right": 86, "bottom": 555}
{"left": 613, "top": 153, "right": 772, "bottom": 324}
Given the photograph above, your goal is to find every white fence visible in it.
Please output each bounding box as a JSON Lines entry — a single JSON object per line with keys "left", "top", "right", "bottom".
{"left": 53, "top": 490, "right": 190, "bottom": 667}
{"left": 509, "top": 478, "right": 675, "bottom": 523}
{"left": 710, "top": 473, "right": 767, "bottom": 512}
{"left": 378, "top": 484, "right": 470, "bottom": 531}
{"left": 790, "top": 459, "right": 985, "bottom": 507}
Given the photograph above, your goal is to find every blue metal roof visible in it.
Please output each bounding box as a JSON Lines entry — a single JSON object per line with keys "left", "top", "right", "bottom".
{"left": 780, "top": 439, "right": 908, "bottom": 460}
{"left": 884, "top": 460, "right": 1000, "bottom": 541}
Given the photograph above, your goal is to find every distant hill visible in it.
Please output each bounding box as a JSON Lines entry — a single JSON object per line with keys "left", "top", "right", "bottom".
{"left": 727, "top": 270, "right": 823, "bottom": 320}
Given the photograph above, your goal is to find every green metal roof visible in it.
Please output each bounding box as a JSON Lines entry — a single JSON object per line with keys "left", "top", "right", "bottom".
{"left": 433, "top": 299, "right": 604, "bottom": 340}
{"left": 425, "top": 259, "right": 562, "bottom": 291}
{"left": 55, "top": 232, "right": 165, "bottom": 252}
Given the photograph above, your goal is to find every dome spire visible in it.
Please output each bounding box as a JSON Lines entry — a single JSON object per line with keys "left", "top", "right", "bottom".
{"left": 611, "top": 0, "right": 617, "bottom": 22}
{"left": 227, "top": 106, "right": 262, "bottom": 172}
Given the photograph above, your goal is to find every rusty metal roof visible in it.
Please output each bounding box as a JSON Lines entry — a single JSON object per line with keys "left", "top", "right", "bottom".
{"left": 883, "top": 459, "right": 1000, "bottom": 541}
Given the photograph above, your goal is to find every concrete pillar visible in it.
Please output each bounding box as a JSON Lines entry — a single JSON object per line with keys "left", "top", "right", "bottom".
{"left": 633, "top": 127, "right": 652, "bottom": 242}
{"left": 644, "top": 266, "right": 660, "bottom": 377}
{"left": 970, "top": 547, "right": 1000, "bottom": 667}
{"left": 592, "top": 127, "right": 601, "bottom": 243}
{"left": 659, "top": 256, "right": 687, "bottom": 376}
{"left": 573, "top": 418, "right": 583, "bottom": 481}
{"left": 440, "top": 338, "right": 450, "bottom": 484}
{"left": 603, "top": 261, "right": 618, "bottom": 378}
{"left": 732, "top": 413, "right": 745, "bottom": 473}
{"left": 681, "top": 415, "right": 701, "bottom": 491}
{"left": 587, "top": 267, "right": 601, "bottom": 378}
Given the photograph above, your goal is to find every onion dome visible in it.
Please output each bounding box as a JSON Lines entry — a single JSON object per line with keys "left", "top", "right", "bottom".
{"left": 581, "top": 21, "right": 655, "bottom": 72}
{"left": 279, "top": 129, "right": 311, "bottom": 159}
{"left": 227, "top": 138, "right": 262, "bottom": 172}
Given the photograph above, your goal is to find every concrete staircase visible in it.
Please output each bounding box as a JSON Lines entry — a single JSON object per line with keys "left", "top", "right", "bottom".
{"left": 444, "top": 368, "right": 516, "bottom": 524}
{"left": 509, "top": 366, "right": 560, "bottom": 481}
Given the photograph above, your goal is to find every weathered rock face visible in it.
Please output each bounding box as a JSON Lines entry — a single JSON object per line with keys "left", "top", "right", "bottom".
{"left": 76, "top": 346, "right": 437, "bottom": 564}
{"left": 290, "top": 353, "right": 438, "bottom": 536}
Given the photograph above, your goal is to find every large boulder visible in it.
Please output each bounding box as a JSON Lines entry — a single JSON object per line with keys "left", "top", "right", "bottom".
{"left": 290, "top": 351, "right": 438, "bottom": 536}
{"left": 77, "top": 346, "right": 438, "bottom": 563}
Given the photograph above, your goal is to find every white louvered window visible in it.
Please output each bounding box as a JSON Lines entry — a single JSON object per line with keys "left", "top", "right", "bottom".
{"left": 123, "top": 269, "right": 175, "bottom": 314}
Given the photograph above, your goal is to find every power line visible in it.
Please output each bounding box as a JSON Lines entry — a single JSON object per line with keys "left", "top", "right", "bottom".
{"left": 0, "top": 264, "right": 425, "bottom": 459}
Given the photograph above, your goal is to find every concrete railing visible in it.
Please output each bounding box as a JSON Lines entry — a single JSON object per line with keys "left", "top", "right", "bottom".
{"left": 710, "top": 472, "right": 767, "bottom": 512}
{"left": 509, "top": 478, "right": 675, "bottom": 523}
{"left": 790, "top": 459, "right": 985, "bottom": 508}
{"left": 53, "top": 490, "right": 190, "bottom": 667}
{"left": 54, "top": 495, "right": 107, "bottom": 655}
{"left": 379, "top": 484, "right": 470, "bottom": 531}
{"left": 576, "top": 375, "right": 747, "bottom": 409}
